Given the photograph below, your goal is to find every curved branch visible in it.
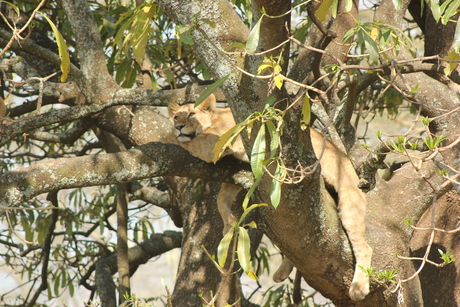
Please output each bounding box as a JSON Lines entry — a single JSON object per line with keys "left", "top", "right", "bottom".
{"left": 95, "top": 231, "right": 182, "bottom": 307}
{"left": 1, "top": 85, "right": 232, "bottom": 147}
{"left": 0, "top": 142, "right": 252, "bottom": 212}
{"left": 28, "top": 118, "right": 92, "bottom": 144}
{"left": 0, "top": 27, "right": 86, "bottom": 89}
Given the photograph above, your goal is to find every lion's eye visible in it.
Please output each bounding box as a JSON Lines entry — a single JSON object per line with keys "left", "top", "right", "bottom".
{"left": 188, "top": 112, "right": 195, "bottom": 118}
{"left": 174, "top": 115, "right": 179, "bottom": 120}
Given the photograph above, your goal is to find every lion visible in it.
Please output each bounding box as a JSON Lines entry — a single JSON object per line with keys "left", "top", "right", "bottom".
{"left": 167, "top": 94, "right": 372, "bottom": 301}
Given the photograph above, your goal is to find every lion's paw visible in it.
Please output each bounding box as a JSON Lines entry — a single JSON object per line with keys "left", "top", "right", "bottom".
{"left": 349, "top": 280, "right": 369, "bottom": 301}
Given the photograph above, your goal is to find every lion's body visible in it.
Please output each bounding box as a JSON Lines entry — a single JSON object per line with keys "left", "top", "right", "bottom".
{"left": 168, "top": 94, "right": 372, "bottom": 301}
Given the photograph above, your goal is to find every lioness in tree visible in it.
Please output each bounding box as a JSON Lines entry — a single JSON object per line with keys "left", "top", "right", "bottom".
{"left": 168, "top": 94, "right": 372, "bottom": 301}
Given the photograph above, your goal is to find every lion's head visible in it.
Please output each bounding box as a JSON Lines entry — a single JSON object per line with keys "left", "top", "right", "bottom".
{"left": 167, "top": 94, "right": 217, "bottom": 143}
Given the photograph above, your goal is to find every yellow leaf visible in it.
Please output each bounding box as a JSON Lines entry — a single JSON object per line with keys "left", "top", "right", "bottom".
{"left": 300, "top": 94, "right": 311, "bottom": 130}
{"left": 212, "top": 122, "right": 246, "bottom": 163}
{"left": 39, "top": 13, "right": 70, "bottom": 82}
{"left": 244, "top": 221, "right": 258, "bottom": 229}
{"left": 444, "top": 50, "right": 460, "bottom": 76}
{"left": 258, "top": 62, "right": 273, "bottom": 75}
{"left": 246, "top": 116, "right": 259, "bottom": 138}
{"left": 315, "top": 0, "right": 335, "bottom": 22}
{"left": 274, "top": 63, "right": 282, "bottom": 73}
{"left": 274, "top": 75, "right": 284, "bottom": 90}
{"left": 217, "top": 228, "right": 234, "bottom": 268}
{"left": 237, "top": 227, "right": 258, "bottom": 280}
{"left": 247, "top": 270, "right": 259, "bottom": 280}
{"left": 370, "top": 25, "right": 379, "bottom": 41}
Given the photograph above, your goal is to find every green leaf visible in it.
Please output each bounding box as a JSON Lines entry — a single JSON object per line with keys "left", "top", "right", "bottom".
{"left": 270, "top": 161, "right": 286, "bottom": 209}
{"left": 443, "top": 1, "right": 460, "bottom": 25}
{"left": 345, "top": 0, "right": 353, "bottom": 12}
{"left": 264, "top": 96, "right": 277, "bottom": 108}
{"left": 131, "top": 4, "right": 155, "bottom": 61}
{"left": 226, "top": 42, "right": 246, "bottom": 51}
{"left": 438, "top": 248, "right": 455, "bottom": 263}
{"left": 237, "top": 227, "right": 258, "bottom": 280}
{"left": 54, "top": 272, "right": 61, "bottom": 296}
{"left": 199, "top": 18, "right": 216, "bottom": 27}
{"left": 246, "top": 15, "right": 263, "bottom": 53}
{"left": 141, "top": 220, "right": 148, "bottom": 241}
{"left": 133, "top": 225, "right": 139, "bottom": 242}
{"left": 38, "top": 225, "right": 46, "bottom": 244}
{"left": 343, "top": 27, "right": 357, "bottom": 44}
{"left": 245, "top": 221, "right": 258, "bottom": 229}
{"left": 358, "top": 27, "right": 379, "bottom": 62}
{"left": 423, "top": 135, "right": 446, "bottom": 150}
{"left": 47, "top": 285, "right": 52, "bottom": 300}
{"left": 242, "top": 176, "right": 262, "bottom": 211}
{"left": 212, "top": 121, "right": 247, "bottom": 163}
{"left": 403, "top": 217, "right": 415, "bottom": 226}
{"left": 1, "top": 1, "right": 20, "bottom": 16}
{"left": 265, "top": 121, "right": 279, "bottom": 159}
{"left": 21, "top": 216, "right": 33, "bottom": 243}
{"left": 99, "top": 216, "right": 105, "bottom": 235}
{"left": 240, "top": 202, "right": 268, "bottom": 223}
{"left": 38, "top": 13, "right": 70, "bottom": 82}
{"left": 300, "top": 94, "right": 311, "bottom": 130}
{"left": 195, "top": 72, "right": 234, "bottom": 107}
{"left": 379, "top": 25, "right": 393, "bottom": 48}
{"left": 177, "top": 24, "right": 194, "bottom": 45}
{"left": 331, "top": 0, "right": 339, "bottom": 18}
{"left": 217, "top": 228, "right": 234, "bottom": 267}
{"left": 68, "top": 279, "right": 75, "bottom": 296}
{"left": 429, "top": 0, "right": 442, "bottom": 22}
{"left": 61, "top": 271, "right": 67, "bottom": 287}
{"left": 251, "top": 123, "right": 267, "bottom": 179}
{"left": 453, "top": 16, "right": 460, "bottom": 52}
{"left": 392, "top": 0, "right": 402, "bottom": 10}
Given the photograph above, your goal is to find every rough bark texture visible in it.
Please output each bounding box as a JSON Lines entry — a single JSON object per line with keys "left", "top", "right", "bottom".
{"left": 410, "top": 190, "right": 460, "bottom": 306}
{"left": 167, "top": 177, "right": 242, "bottom": 306}
{"left": 1, "top": 0, "right": 460, "bottom": 306}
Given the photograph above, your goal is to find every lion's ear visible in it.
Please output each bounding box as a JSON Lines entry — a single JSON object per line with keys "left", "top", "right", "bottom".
{"left": 168, "top": 103, "right": 181, "bottom": 117}
{"left": 197, "top": 94, "right": 216, "bottom": 113}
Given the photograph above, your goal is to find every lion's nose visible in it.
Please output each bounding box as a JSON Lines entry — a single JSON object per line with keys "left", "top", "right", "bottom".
{"left": 176, "top": 124, "right": 185, "bottom": 130}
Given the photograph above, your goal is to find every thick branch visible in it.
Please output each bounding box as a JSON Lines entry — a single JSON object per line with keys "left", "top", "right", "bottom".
{"left": 58, "top": 0, "right": 117, "bottom": 93}
{"left": 0, "top": 143, "right": 252, "bottom": 212}
{"left": 1, "top": 85, "right": 231, "bottom": 147}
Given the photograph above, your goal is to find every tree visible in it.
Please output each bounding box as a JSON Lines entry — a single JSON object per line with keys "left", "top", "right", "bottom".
{"left": 1, "top": 0, "right": 460, "bottom": 306}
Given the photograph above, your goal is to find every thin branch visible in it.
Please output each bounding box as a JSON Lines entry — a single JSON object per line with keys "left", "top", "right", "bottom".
{"left": 26, "top": 191, "right": 59, "bottom": 307}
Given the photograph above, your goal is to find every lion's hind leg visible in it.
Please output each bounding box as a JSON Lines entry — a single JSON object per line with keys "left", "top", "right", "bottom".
{"left": 273, "top": 257, "right": 294, "bottom": 283}
{"left": 217, "top": 183, "right": 241, "bottom": 235}
{"left": 338, "top": 189, "right": 373, "bottom": 301}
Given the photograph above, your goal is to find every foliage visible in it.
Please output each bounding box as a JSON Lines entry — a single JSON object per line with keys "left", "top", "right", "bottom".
{"left": 1, "top": 0, "right": 460, "bottom": 306}
{"left": 364, "top": 267, "right": 398, "bottom": 284}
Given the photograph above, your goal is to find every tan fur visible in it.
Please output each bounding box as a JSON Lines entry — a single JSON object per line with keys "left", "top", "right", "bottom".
{"left": 167, "top": 94, "right": 247, "bottom": 163}
{"left": 168, "top": 94, "right": 372, "bottom": 301}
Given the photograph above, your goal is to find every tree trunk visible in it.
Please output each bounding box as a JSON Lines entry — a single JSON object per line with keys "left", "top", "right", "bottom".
{"left": 166, "top": 177, "right": 241, "bottom": 307}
